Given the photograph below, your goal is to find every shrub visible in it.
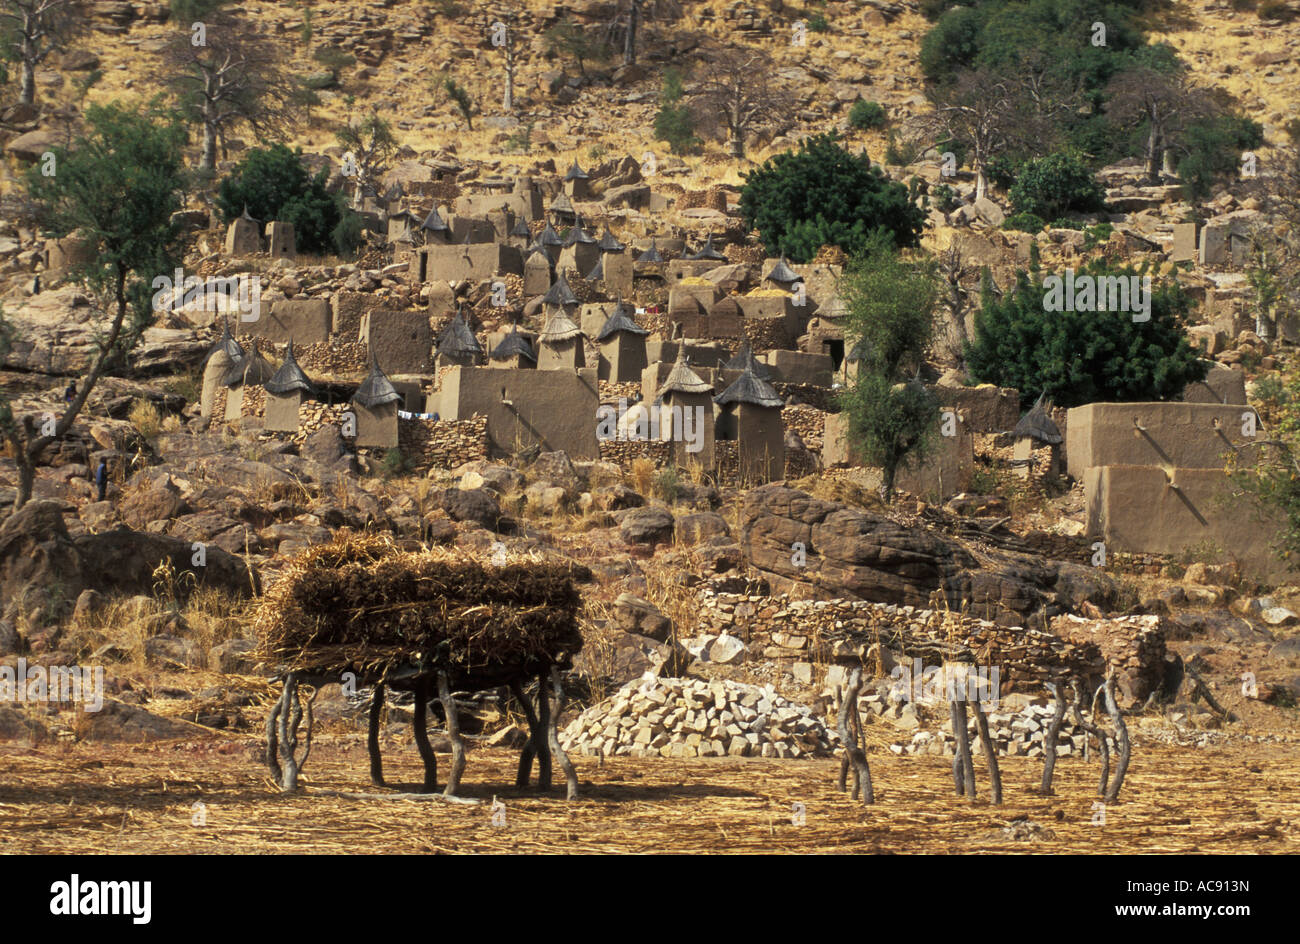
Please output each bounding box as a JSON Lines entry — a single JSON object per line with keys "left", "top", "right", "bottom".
{"left": 1177, "top": 114, "right": 1265, "bottom": 201}
{"left": 965, "top": 261, "right": 1209, "bottom": 409}
{"left": 740, "top": 132, "right": 925, "bottom": 262}
{"left": 217, "top": 144, "right": 347, "bottom": 255}
{"left": 848, "top": 100, "right": 886, "bottom": 131}
{"left": 808, "top": 12, "right": 830, "bottom": 32}
{"left": 931, "top": 183, "right": 959, "bottom": 213}
{"left": 1002, "top": 211, "right": 1046, "bottom": 234}
{"left": 1009, "top": 152, "right": 1106, "bottom": 221}
{"left": 654, "top": 103, "right": 699, "bottom": 155}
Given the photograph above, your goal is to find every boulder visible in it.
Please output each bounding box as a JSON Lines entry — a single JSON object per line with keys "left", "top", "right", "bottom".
{"left": 620, "top": 506, "right": 675, "bottom": 545}
{"left": 613, "top": 593, "right": 672, "bottom": 641}
{"left": 441, "top": 487, "right": 509, "bottom": 531}
{"left": 80, "top": 699, "right": 199, "bottom": 742}
{"left": 210, "top": 638, "right": 261, "bottom": 674}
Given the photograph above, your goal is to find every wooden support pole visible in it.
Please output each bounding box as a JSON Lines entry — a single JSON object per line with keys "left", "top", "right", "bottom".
{"left": 439, "top": 671, "right": 466, "bottom": 798}
{"left": 368, "top": 682, "right": 385, "bottom": 787}
{"left": 1071, "top": 680, "right": 1110, "bottom": 798}
{"left": 1039, "top": 681, "right": 1066, "bottom": 796}
{"left": 950, "top": 695, "right": 975, "bottom": 799}
{"left": 548, "top": 667, "right": 579, "bottom": 800}
{"left": 510, "top": 679, "right": 539, "bottom": 789}
{"left": 1102, "top": 677, "right": 1131, "bottom": 804}
{"left": 412, "top": 676, "right": 438, "bottom": 794}
{"left": 535, "top": 670, "right": 553, "bottom": 790}
{"left": 836, "top": 666, "right": 874, "bottom": 804}
{"left": 971, "top": 695, "right": 1002, "bottom": 805}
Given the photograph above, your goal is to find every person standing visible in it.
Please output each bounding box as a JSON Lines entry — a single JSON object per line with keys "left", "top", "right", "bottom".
{"left": 94, "top": 457, "right": 108, "bottom": 503}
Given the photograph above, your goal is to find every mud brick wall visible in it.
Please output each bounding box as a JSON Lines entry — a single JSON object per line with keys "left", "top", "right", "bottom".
{"left": 776, "top": 383, "right": 839, "bottom": 414}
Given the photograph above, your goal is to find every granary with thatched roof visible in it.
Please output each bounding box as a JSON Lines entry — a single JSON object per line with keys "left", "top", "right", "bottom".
{"left": 764, "top": 254, "right": 802, "bottom": 289}
{"left": 351, "top": 354, "right": 403, "bottom": 448}
{"left": 636, "top": 237, "right": 665, "bottom": 268}
{"left": 418, "top": 206, "right": 452, "bottom": 249}
{"left": 715, "top": 364, "right": 785, "bottom": 483}
{"left": 538, "top": 310, "right": 586, "bottom": 371}
{"left": 489, "top": 324, "right": 537, "bottom": 370}
{"left": 597, "top": 226, "right": 625, "bottom": 254}
{"left": 685, "top": 233, "right": 727, "bottom": 262}
{"left": 200, "top": 320, "right": 244, "bottom": 419}
{"left": 594, "top": 298, "right": 649, "bottom": 383}
{"left": 549, "top": 191, "right": 577, "bottom": 228}
{"left": 558, "top": 215, "right": 599, "bottom": 275}
{"left": 509, "top": 216, "right": 533, "bottom": 248}
{"left": 537, "top": 221, "right": 566, "bottom": 263}
{"left": 263, "top": 340, "right": 315, "bottom": 432}
{"left": 723, "top": 340, "right": 773, "bottom": 381}
{"left": 224, "top": 205, "right": 261, "bottom": 256}
{"left": 656, "top": 346, "right": 716, "bottom": 468}
{"left": 435, "top": 309, "right": 484, "bottom": 369}
{"left": 1013, "top": 393, "right": 1063, "bottom": 479}
{"left": 223, "top": 338, "right": 276, "bottom": 424}
{"left": 563, "top": 158, "right": 591, "bottom": 200}
{"left": 541, "top": 272, "right": 580, "bottom": 320}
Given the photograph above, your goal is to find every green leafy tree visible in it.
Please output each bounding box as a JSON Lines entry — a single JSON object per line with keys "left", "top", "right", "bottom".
{"left": 653, "top": 67, "right": 698, "bottom": 154}
{"left": 739, "top": 132, "right": 925, "bottom": 262}
{"left": 848, "top": 100, "right": 886, "bottom": 131}
{"left": 445, "top": 77, "right": 476, "bottom": 129}
{"left": 216, "top": 143, "right": 347, "bottom": 254}
{"left": 743, "top": 131, "right": 925, "bottom": 260}
{"left": 837, "top": 235, "right": 942, "bottom": 502}
{"left": 544, "top": 16, "right": 607, "bottom": 77}
{"left": 965, "top": 260, "right": 1208, "bottom": 409}
{"left": 5, "top": 104, "right": 187, "bottom": 509}
{"left": 1008, "top": 151, "right": 1105, "bottom": 219}
{"left": 1176, "top": 114, "right": 1263, "bottom": 201}
{"left": 335, "top": 111, "right": 396, "bottom": 209}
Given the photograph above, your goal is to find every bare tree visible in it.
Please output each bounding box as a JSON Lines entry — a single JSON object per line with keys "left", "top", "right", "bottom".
{"left": 1105, "top": 63, "right": 1217, "bottom": 184}
{"left": 163, "top": 0, "right": 294, "bottom": 172}
{"left": 0, "top": 0, "right": 86, "bottom": 106}
{"left": 693, "top": 47, "right": 786, "bottom": 159}
{"left": 598, "top": 0, "right": 681, "bottom": 67}
{"left": 336, "top": 111, "right": 396, "bottom": 209}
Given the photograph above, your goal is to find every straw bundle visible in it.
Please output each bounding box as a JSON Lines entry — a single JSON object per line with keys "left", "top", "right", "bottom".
{"left": 254, "top": 534, "right": 587, "bottom": 686}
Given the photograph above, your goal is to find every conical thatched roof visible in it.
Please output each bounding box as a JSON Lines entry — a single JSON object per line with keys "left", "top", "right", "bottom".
{"left": 724, "top": 340, "right": 772, "bottom": 379}
{"left": 539, "top": 311, "right": 584, "bottom": 344}
{"left": 353, "top": 355, "right": 402, "bottom": 408}
{"left": 595, "top": 299, "right": 648, "bottom": 340}
{"left": 636, "top": 238, "right": 664, "bottom": 265}
{"left": 510, "top": 218, "right": 532, "bottom": 239}
{"left": 564, "top": 159, "right": 589, "bottom": 181}
{"left": 542, "top": 274, "right": 578, "bottom": 307}
{"left": 436, "top": 310, "right": 483, "bottom": 357}
{"left": 264, "top": 340, "right": 315, "bottom": 396}
{"left": 597, "top": 226, "right": 625, "bottom": 253}
{"left": 239, "top": 205, "right": 258, "bottom": 224}
{"left": 420, "top": 206, "right": 449, "bottom": 233}
{"left": 765, "top": 254, "right": 800, "bottom": 284}
{"left": 383, "top": 183, "right": 404, "bottom": 203}
{"left": 686, "top": 234, "right": 726, "bottom": 261}
{"left": 223, "top": 338, "right": 275, "bottom": 388}
{"left": 846, "top": 338, "right": 871, "bottom": 363}
{"left": 490, "top": 325, "right": 537, "bottom": 363}
{"left": 565, "top": 216, "right": 595, "bottom": 246}
{"left": 1014, "top": 393, "right": 1062, "bottom": 444}
{"left": 202, "top": 319, "right": 244, "bottom": 366}
{"left": 714, "top": 365, "right": 783, "bottom": 408}
{"left": 551, "top": 191, "right": 574, "bottom": 214}
{"left": 539, "top": 222, "right": 564, "bottom": 246}
{"left": 585, "top": 256, "right": 604, "bottom": 280}
{"left": 658, "top": 346, "right": 712, "bottom": 396}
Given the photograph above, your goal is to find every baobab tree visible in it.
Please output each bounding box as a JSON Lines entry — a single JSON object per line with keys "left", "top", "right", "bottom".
{"left": 0, "top": 0, "right": 86, "bottom": 107}
{"left": 694, "top": 47, "right": 786, "bottom": 159}
{"left": 163, "top": 0, "right": 293, "bottom": 172}
{"left": 1105, "top": 61, "right": 1217, "bottom": 184}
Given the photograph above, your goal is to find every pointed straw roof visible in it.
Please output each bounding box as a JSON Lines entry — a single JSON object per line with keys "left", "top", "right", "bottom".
{"left": 658, "top": 345, "right": 712, "bottom": 397}
{"left": 264, "top": 340, "right": 314, "bottom": 396}
{"left": 636, "top": 238, "right": 664, "bottom": 265}
{"left": 585, "top": 256, "right": 604, "bottom": 280}
{"left": 223, "top": 338, "right": 275, "bottom": 388}
{"left": 724, "top": 340, "right": 772, "bottom": 379}
{"left": 352, "top": 354, "right": 402, "bottom": 408}
{"left": 595, "top": 298, "right": 648, "bottom": 340}
{"left": 202, "top": 319, "right": 244, "bottom": 366}
{"left": 539, "top": 310, "right": 584, "bottom": 344}
{"left": 383, "top": 182, "right": 404, "bottom": 203}
{"left": 714, "top": 365, "right": 783, "bottom": 408}
{"left": 564, "top": 159, "right": 589, "bottom": 181}
{"left": 686, "top": 234, "right": 726, "bottom": 261}
{"left": 436, "top": 309, "right": 483, "bottom": 357}
{"left": 420, "top": 206, "right": 449, "bottom": 233}
{"left": 542, "top": 274, "right": 578, "bottom": 307}
{"left": 565, "top": 216, "right": 596, "bottom": 246}
{"left": 490, "top": 325, "right": 537, "bottom": 363}
{"left": 239, "top": 205, "right": 259, "bottom": 223}
{"left": 1014, "top": 393, "right": 1062, "bottom": 444}
{"left": 539, "top": 222, "right": 565, "bottom": 246}
{"left": 597, "top": 226, "right": 625, "bottom": 252}
{"left": 765, "top": 254, "right": 800, "bottom": 283}
{"left": 551, "top": 191, "right": 575, "bottom": 214}
{"left": 510, "top": 217, "right": 532, "bottom": 239}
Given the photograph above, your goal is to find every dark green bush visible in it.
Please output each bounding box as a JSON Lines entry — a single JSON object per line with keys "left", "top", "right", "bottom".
{"left": 1001, "top": 211, "right": 1046, "bottom": 234}
{"left": 849, "top": 100, "right": 887, "bottom": 131}
{"left": 217, "top": 144, "right": 348, "bottom": 255}
{"left": 1008, "top": 151, "right": 1106, "bottom": 220}
{"left": 739, "top": 132, "right": 925, "bottom": 263}
{"left": 1177, "top": 114, "right": 1265, "bottom": 200}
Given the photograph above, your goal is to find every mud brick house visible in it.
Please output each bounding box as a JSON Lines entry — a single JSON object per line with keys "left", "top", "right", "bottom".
{"left": 351, "top": 357, "right": 402, "bottom": 448}
{"left": 362, "top": 308, "right": 433, "bottom": 374}
{"left": 594, "top": 300, "right": 650, "bottom": 383}
{"left": 263, "top": 341, "right": 315, "bottom": 432}
{"left": 715, "top": 366, "right": 785, "bottom": 484}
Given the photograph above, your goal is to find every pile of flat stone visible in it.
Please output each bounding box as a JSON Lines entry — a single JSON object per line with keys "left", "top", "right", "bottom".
{"left": 561, "top": 675, "right": 838, "bottom": 759}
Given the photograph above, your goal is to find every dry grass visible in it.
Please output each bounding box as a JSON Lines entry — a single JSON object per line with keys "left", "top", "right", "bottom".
{"left": 1, "top": 736, "right": 1294, "bottom": 854}
{"left": 127, "top": 399, "right": 163, "bottom": 444}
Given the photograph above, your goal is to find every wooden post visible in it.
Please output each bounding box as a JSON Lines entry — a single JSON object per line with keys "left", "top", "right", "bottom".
{"left": 511, "top": 678, "right": 540, "bottom": 788}
{"left": 836, "top": 666, "right": 873, "bottom": 804}
{"left": 368, "top": 682, "right": 385, "bottom": 786}
{"left": 439, "top": 671, "right": 466, "bottom": 798}
{"left": 412, "top": 676, "right": 439, "bottom": 793}
{"left": 548, "top": 667, "right": 579, "bottom": 800}
{"left": 950, "top": 696, "right": 975, "bottom": 799}
{"left": 971, "top": 695, "right": 1001, "bottom": 805}
{"left": 1039, "top": 681, "right": 1066, "bottom": 795}
{"left": 535, "top": 670, "right": 553, "bottom": 790}
{"left": 1102, "top": 677, "right": 1131, "bottom": 803}
{"left": 1071, "top": 680, "right": 1110, "bottom": 798}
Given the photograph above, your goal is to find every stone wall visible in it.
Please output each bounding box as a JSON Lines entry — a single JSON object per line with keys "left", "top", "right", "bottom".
{"left": 398, "top": 414, "right": 488, "bottom": 470}
{"left": 598, "top": 437, "right": 671, "bottom": 471}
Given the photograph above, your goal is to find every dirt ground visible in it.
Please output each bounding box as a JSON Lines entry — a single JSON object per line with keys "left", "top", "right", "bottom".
{"left": 2, "top": 734, "right": 1295, "bottom": 854}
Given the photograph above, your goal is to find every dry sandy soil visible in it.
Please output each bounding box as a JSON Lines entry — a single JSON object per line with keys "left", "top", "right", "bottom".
{"left": 2, "top": 734, "right": 1295, "bottom": 854}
